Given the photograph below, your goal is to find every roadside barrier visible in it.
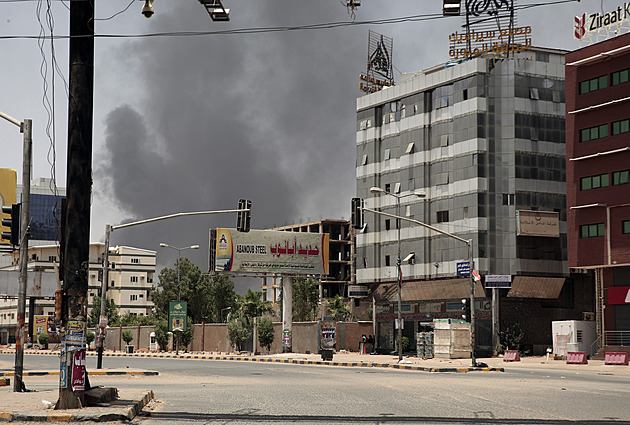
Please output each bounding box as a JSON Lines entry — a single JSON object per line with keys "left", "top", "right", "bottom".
{"left": 604, "top": 352, "right": 629, "bottom": 365}
{"left": 566, "top": 351, "right": 588, "bottom": 364}
{"left": 503, "top": 350, "right": 521, "bottom": 362}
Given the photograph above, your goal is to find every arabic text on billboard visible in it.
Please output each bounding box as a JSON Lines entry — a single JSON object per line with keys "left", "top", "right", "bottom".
{"left": 212, "top": 228, "right": 329, "bottom": 275}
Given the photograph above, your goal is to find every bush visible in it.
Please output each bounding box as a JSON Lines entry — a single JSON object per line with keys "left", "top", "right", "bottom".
{"left": 86, "top": 331, "right": 95, "bottom": 349}
{"left": 122, "top": 330, "right": 134, "bottom": 346}
{"left": 38, "top": 333, "right": 50, "bottom": 347}
{"left": 257, "top": 317, "right": 275, "bottom": 353}
{"left": 227, "top": 318, "right": 251, "bottom": 352}
{"left": 154, "top": 321, "right": 169, "bottom": 351}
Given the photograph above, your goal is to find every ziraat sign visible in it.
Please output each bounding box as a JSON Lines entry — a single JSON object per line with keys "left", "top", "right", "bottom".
{"left": 574, "top": 2, "right": 630, "bottom": 39}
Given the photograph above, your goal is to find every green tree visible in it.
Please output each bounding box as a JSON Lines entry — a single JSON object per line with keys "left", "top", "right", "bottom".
{"left": 119, "top": 313, "right": 159, "bottom": 327}
{"left": 326, "top": 294, "right": 354, "bottom": 322}
{"left": 238, "top": 289, "right": 272, "bottom": 328}
{"left": 257, "top": 316, "right": 275, "bottom": 353}
{"left": 122, "top": 330, "right": 134, "bottom": 346}
{"left": 209, "top": 275, "right": 237, "bottom": 323}
{"left": 178, "top": 316, "right": 195, "bottom": 352}
{"left": 227, "top": 318, "right": 251, "bottom": 352}
{"left": 292, "top": 277, "right": 319, "bottom": 321}
{"left": 87, "top": 296, "right": 120, "bottom": 328}
{"left": 86, "top": 330, "right": 95, "bottom": 349}
{"left": 499, "top": 321, "right": 525, "bottom": 353}
{"left": 154, "top": 321, "right": 169, "bottom": 351}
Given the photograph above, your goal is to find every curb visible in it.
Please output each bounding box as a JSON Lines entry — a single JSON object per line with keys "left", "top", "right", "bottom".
{"left": 0, "top": 370, "right": 159, "bottom": 377}
{"left": 0, "top": 390, "right": 154, "bottom": 423}
{"left": 0, "top": 349, "right": 503, "bottom": 373}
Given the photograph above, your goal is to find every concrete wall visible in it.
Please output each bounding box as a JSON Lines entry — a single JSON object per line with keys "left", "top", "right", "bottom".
{"left": 94, "top": 321, "right": 374, "bottom": 354}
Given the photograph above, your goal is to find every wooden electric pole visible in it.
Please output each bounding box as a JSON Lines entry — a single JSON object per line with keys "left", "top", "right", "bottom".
{"left": 56, "top": 0, "right": 94, "bottom": 409}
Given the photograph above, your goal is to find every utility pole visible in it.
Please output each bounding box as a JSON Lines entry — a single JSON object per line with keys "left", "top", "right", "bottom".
{"left": 0, "top": 112, "right": 32, "bottom": 392}
{"left": 57, "top": 0, "right": 94, "bottom": 409}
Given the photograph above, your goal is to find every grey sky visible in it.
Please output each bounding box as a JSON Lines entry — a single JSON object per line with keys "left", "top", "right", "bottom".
{"left": 0, "top": 0, "right": 614, "bottom": 291}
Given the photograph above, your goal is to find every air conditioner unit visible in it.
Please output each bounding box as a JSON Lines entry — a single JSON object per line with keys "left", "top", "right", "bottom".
{"left": 582, "top": 312, "right": 595, "bottom": 321}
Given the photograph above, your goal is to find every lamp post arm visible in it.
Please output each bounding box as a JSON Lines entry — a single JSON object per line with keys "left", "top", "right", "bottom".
{"left": 110, "top": 208, "right": 249, "bottom": 232}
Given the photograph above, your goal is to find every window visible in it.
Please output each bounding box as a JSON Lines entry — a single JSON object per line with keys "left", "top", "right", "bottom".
{"left": 130, "top": 276, "right": 138, "bottom": 283}
{"left": 385, "top": 183, "right": 391, "bottom": 193}
{"left": 503, "top": 194, "right": 515, "bottom": 205}
{"left": 463, "top": 88, "right": 468, "bottom": 101}
{"left": 130, "top": 294, "right": 138, "bottom": 301}
{"left": 110, "top": 280, "right": 115, "bottom": 287}
{"left": 405, "top": 142, "right": 415, "bottom": 154}
{"left": 394, "top": 182, "right": 401, "bottom": 193}
{"left": 612, "top": 68, "right": 629, "bottom": 86}
{"left": 385, "top": 219, "right": 391, "bottom": 231}
{"left": 623, "top": 221, "right": 630, "bottom": 234}
{"left": 384, "top": 149, "right": 391, "bottom": 161}
{"left": 580, "top": 124, "right": 608, "bottom": 142}
{"left": 580, "top": 223, "right": 605, "bottom": 238}
{"left": 580, "top": 173, "right": 609, "bottom": 190}
{"left": 139, "top": 293, "right": 144, "bottom": 298}
{"left": 463, "top": 206, "right": 469, "bottom": 219}
{"left": 131, "top": 258, "right": 139, "bottom": 264}
{"left": 613, "top": 170, "right": 630, "bottom": 185}
{"left": 612, "top": 119, "right": 630, "bottom": 136}
{"left": 361, "top": 154, "right": 368, "bottom": 166}
{"left": 48, "top": 256, "right": 56, "bottom": 262}
{"left": 437, "top": 210, "right": 449, "bottom": 223}
{"left": 579, "top": 75, "right": 607, "bottom": 94}
{"left": 385, "top": 255, "right": 391, "bottom": 266}
{"left": 529, "top": 88, "right": 539, "bottom": 100}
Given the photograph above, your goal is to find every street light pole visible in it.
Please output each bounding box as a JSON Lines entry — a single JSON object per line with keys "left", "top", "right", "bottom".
{"left": 1, "top": 112, "right": 32, "bottom": 392}
{"left": 159, "top": 243, "right": 199, "bottom": 354}
{"left": 370, "top": 187, "right": 425, "bottom": 363}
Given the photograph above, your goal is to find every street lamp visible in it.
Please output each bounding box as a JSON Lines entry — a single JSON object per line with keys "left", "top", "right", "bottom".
{"left": 159, "top": 243, "right": 200, "bottom": 301}
{"left": 159, "top": 243, "right": 199, "bottom": 355}
{"left": 370, "top": 186, "right": 425, "bottom": 362}
{"left": 221, "top": 307, "right": 231, "bottom": 323}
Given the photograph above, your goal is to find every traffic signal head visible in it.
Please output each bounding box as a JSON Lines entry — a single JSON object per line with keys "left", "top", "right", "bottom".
{"left": 237, "top": 199, "right": 252, "bottom": 232}
{"left": 1, "top": 203, "right": 21, "bottom": 246}
{"left": 443, "top": 0, "right": 461, "bottom": 16}
{"left": 351, "top": 197, "right": 363, "bottom": 229}
{"left": 461, "top": 298, "right": 471, "bottom": 323}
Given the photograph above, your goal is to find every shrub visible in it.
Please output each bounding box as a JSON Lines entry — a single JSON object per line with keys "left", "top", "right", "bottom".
{"left": 257, "top": 317, "right": 275, "bottom": 353}
{"left": 122, "top": 330, "right": 134, "bottom": 346}
{"left": 38, "top": 333, "right": 50, "bottom": 347}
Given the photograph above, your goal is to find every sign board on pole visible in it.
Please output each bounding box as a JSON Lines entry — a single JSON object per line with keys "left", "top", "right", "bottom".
{"left": 348, "top": 285, "right": 369, "bottom": 298}
{"left": 485, "top": 275, "right": 512, "bottom": 289}
{"left": 210, "top": 228, "right": 329, "bottom": 275}
{"left": 320, "top": 321, "right": 336, "bottom": 349}
{"left": 456, "top": 261, "right": 470, "bottom": 276}
{"left": 65, "top": 320, "right": 86, "bottom": 348}
{"left": 71, "top": 348, "right": 86, "bottom": 392}
{"left": 59, "top": 342, "right": 67, "bottom": 389}
{"left": 169, "top": 301, "right": 187, "bottom": 332}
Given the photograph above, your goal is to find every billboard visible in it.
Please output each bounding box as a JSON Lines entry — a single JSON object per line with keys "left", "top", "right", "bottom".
{"left": 210, "top": 228, "right": 329, "bottom": 275}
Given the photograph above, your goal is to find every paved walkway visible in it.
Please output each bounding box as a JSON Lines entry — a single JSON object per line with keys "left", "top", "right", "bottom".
{"left": 1, "top": 348, "right": 628, "bottom": 422}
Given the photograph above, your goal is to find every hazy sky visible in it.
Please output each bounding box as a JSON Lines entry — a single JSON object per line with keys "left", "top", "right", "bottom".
{"left": 0, "top": 0, "right": 616, "bottom": 291}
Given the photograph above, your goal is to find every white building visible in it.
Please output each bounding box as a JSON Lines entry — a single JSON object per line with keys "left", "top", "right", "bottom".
{"left": 0, "top": 243, "right": 155, "bottom": 345}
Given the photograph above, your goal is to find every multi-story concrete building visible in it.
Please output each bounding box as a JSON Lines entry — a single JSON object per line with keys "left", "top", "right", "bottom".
{"left": 265, "top": 219, "right": 354, "bottom": 300}
{"left": 356, "top": 47, "right": 594, "bottom": 355}
{"left": 0, "top": 243, "right": 155, "bottom": 344}
{"left": 565, "top": 32, "right": 630, "bottom": 351}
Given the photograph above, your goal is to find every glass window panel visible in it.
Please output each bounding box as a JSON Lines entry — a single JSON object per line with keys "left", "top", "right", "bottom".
{"left": 589, "top": 224, "right": 598, "bottom": 237}
{"left": 612, "top": 72, "right": 620, "bottom": 86}
{"left": 590, "top": 127, "right": 599, "bottom": 140}
{"left": 602, "top": 174, "right": 609, "bottom": 187}
{"left": 597, "top": 223, "right": 605, "bottom": 236}
{"left": 600, "top": 124, "right": 608, "bottom": 138}
{"left": 590, "top": 79, "right": 598, "bottom": 91}
{"left": 592, "top": 175, "right": 601, "bottom": 188}
{"left": 598, "top": 75, "right": 607, "bottom": 89}
{"left": 621, "top": 69, "right": 629, "bottom": 84}
{"left": 613, "top": 121, "right": 620, "bottom": 135}
{"left": 581, "top": 129, "right": 590, "bottom": 142}
{"left": 580, "top": 81, "right": 590, "bottom": 94}
{"left": 581, "top": 225, "right": 589, "bottom": 238}
{"left": 623, "top": 220, "right": 630, "bottom": 234}
{"left": 622, "top": 120, "right": 629, "bottom": 133}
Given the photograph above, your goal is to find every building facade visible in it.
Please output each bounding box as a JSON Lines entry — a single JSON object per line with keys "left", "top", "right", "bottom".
{"left": 565, "top": 32, "right": 630, "bottom": 349}
{"left": 356, "top": 47, "right": 593, "bottom": 355}
{"left": 0, "top": 243, "right": 155, "bottom": 345}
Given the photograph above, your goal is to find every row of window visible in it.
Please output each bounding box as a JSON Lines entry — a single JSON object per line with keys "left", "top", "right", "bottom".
{"left": 579, "top": 68, "right": 629, "bottom": 94}
{"left": 581, "top": 170, "right": 629, "bottom": 190}
{"left": 580, "top": 221, "right": 630, "bottom": 238}
{"left": 580, "top": 118, "right": 630, "bottom": 142}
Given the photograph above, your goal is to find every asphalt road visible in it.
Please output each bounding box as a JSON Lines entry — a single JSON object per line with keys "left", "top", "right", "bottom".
{"left": 2, "top": 354, "right": 630, "bottom": 424}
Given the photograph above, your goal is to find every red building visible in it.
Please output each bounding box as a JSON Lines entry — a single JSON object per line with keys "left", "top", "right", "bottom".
{"left": 565, "top": 32, "right": 630, "bottom": 351}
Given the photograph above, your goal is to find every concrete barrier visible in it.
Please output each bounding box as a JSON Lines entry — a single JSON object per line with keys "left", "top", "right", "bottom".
{"left": 604, "top": 352, "right": 629, "bottom": 365}
{"left": 503, "top": 350, "right": 521, "bottom": 362}
{"left": 566, "top": 351, "right": 588, "bottom": 364}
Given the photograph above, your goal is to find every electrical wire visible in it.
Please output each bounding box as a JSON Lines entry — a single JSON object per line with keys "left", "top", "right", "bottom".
{"left": 0, "top": 0, "right": 580, "bottom": 41}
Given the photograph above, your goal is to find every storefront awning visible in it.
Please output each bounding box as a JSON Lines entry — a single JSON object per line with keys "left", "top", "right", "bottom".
{"left": 373, "top": 278, "right": 485, "bottom": 302}
{"left": 507, "top": 276, "right": 565, "bottom": 299}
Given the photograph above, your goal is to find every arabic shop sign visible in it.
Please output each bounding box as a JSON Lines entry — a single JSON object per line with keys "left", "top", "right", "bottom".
{"left": 574, "top": 2, "right": 630, "bottom": 40}
{"left": 449, "top": 26, "right": 532, "bottom": 60}
{"left": 516, "top": 210, "right": 559, "bottom": 238}
{"left": 211, "top": 228, "right": 329, "bottom": 275}
{"left": 360, "top": 30, "right": 394, "bottom": 94}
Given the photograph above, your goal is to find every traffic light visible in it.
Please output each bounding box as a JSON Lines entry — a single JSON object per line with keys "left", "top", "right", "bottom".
{"left": 1, "top": 203, "right": 21, "bottom": 246}
{"left": 351, "top": 197, "right": 363, "bottom": 229}
{"left": 461, "top": 298, "right": 471, "bottom": 323}
{"left": 236, "top": 199, "right": 252, "bottom": 232}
